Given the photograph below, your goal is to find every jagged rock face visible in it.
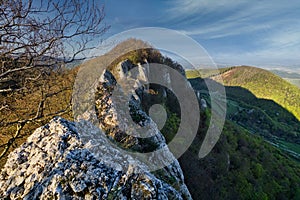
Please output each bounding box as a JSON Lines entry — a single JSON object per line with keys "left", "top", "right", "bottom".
{"left": 0, "top": 59, "right": 192, "bottom": 199}
{"left": 93, "top": 61, "right": 192, "bottom": 199}
{"left": 0, "top": 118, "right": 185, "bottom": 199}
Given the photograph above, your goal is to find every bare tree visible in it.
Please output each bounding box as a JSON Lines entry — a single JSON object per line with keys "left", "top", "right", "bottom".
{"left": 0, "top": 0, "right": 109, "bottom": 164}
{"left": 0, "top": 0, "right": 109, "bottom": 93}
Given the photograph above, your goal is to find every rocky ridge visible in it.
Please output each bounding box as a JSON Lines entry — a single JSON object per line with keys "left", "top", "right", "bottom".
{"left": 0, "top": 117, "right": 185, "bottom": 199}
{"left": 0, "top": 59, "right": 192, "bottom": 199}
{"left": 93, "top": 60, "right": 191, "bottom": 198}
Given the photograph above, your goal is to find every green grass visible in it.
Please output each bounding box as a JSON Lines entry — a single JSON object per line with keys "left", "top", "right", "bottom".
{"left": 185, "top": 67, "right": 234, "bottom": 79}
{"left": 188, "top": 75, "right": 300, "bottom": 165}
{"left": 211, "top": 66, "right": 300, "bottom": 121}
{"left": 225, "top": 95, "right": 300, "bottom": 158}
{"left": 179, "top": 117, "right": 300, "bottom": 200}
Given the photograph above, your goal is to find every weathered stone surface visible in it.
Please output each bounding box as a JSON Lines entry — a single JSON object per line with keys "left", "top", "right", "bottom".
{"left": 0, "top": 60, "right": 192, "bottom": 199}
{"left": 93, "top": 62, "right": 191, "bottom": 199}
{"left": 0, "top": 118, "right": 185, "bottom": 199}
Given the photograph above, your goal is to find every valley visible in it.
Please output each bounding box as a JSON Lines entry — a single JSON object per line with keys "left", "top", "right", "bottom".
{"left": 187, "top": 67, "right": 300, "bottom": 161}
{"left": 1, "top": 40, "right": 299, "bottom": 199}
{"left": 1, "top": 0, "right": 300, "bottom": 199}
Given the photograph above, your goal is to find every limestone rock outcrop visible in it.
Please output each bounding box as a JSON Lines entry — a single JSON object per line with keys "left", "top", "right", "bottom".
{"left": 0, "top": 59, "right": 192, "bottom": 199}
{"left": 0, "top": 118, "right": 186, "bottom": 199}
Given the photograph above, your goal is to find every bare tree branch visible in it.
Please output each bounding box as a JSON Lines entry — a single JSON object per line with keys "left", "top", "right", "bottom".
{"left": 0, "top": 105, "right": 9, "bottom": 111}
{"left": 0, "top": 0, "right": 109, "bottom": 88}
{"left": 0, "top": 0, "right": 109, "bottom": 163}
{"left": 0, "top": 123, "right": 24, "bottom": 159}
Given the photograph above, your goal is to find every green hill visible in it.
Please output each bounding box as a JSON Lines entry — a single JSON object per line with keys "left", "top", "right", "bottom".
{"left": 189, "top": 77, "right": 300, "bottom": 160}
{"left": 183, "top": 77, "right": 300, "bottom": 199}
{"left": 211, "top": 66, "right": 300, "bottom": 121}
{"left": 185, "top": 67, "right": 233, "bottom": 79}
{"left": 179, "top": 118, "right": 300, "bottom": 200}
{"left": 1, "top": 39, "right": 300, "bottom": 199}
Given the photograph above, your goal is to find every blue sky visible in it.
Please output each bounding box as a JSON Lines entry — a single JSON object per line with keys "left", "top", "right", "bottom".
{"left": 102, "top": 0, "right": 300, "bottom": 72}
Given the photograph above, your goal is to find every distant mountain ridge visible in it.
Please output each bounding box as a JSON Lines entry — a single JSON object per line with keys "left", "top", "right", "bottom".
{"left": 1, "top": 37, "right": 299, "bottom": 199}
{"left": 184, "top": 73, "right": 300, "bottom": 199}
{"left": 209, "top": 66, "right": 300, "bottom": 121}
{"left": 271, "top": 69, "right": 300, "bottom": 88}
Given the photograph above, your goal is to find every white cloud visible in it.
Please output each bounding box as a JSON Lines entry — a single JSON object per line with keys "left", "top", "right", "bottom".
{"left": 180, "top": 22, "right": 270, "bottom": 39}
{"left": 262, "top": 24, "right": 300, "bottom": 48}
{"left": 164, "top": 0, "right": 300, "bottom": 69}
{"left": 166, "top": 0, "right": 300, "bottom": 39}
{"left": 167, "top": 0, "right": 247, "bottom": 18}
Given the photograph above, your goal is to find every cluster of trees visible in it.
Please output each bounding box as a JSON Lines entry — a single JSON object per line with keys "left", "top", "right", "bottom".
{"left": 218, "top": 66, "right": 300, "bottom": 120}
{"left": 106, "top": 38, "right": 185, "bottom": 78}
{"left": 1, "top": 0, "right": 108, "bottom": 93}
{"left": 1, "top": 2, "right": 299, "bottom": 200}
{"left": 0, "top": 0, "right": 108, "bottom": 165}
{"left": 183, "top": 74, "right": 300, "bottom": 199}
{"left": 179, "top": 116, "right": 300, "bottom": 200}
{"left": 224, "top": 86, "right": 300, "bottom": 144}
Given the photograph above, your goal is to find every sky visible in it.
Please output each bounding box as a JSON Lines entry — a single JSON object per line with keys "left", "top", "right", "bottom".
{"left": 101, "top": 0, "right": 300, "bottom": 73}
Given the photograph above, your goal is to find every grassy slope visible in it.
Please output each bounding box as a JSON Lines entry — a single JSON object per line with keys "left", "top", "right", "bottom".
{"left": 224, "top": 86, "right": 300, "bottom": 158}
{"left": 185, "top": 67, "right": 233, "bottom": 79}
{"left": 211, "top": 66, "right": 300, "bottom": 121}
{"left": 1, "top": 42, "right": 299, "bottom": 199}
{"left": 183, "top": 74, "right": 300, "bottom": 199}
{"left": 189, "top": 76, "right": 300, "bottom": 159}
{"left": 179, "top": 118, "right": 300, "bottom": 200}
{"left": 184, "top": 69, "right": 300, "bottom": 199}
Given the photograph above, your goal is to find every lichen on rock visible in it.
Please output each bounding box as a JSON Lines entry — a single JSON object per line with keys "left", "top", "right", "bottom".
{"left": 0, "top": 117, "right": 187, "bottom": 199}
{"left": 0, "top": 59, "right": 192, "bottom": 199}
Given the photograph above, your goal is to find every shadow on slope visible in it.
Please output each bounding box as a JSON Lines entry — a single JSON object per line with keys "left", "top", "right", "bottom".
{"left": 189, "top": 77, "right": 300, "bottom": 146}
{"left": 178, "top": 77, "right": 300, "bottom": 199}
